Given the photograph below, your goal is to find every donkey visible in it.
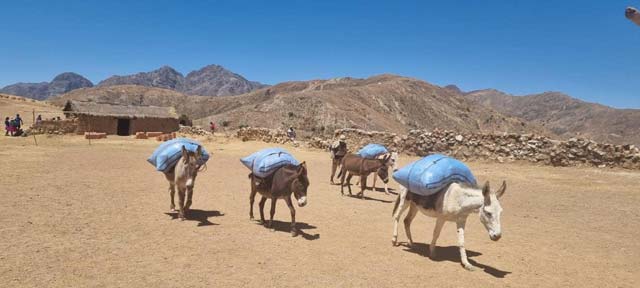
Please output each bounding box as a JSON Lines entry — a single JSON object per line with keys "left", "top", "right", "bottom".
{"left": 391, "top": 181, "right": 506, "bottom": 271}
{"left": 249, "top": 162, "right": 309, "bottom": 237}
{"left": 353, "top": 152, "right": 398, "bottom": 194}
{"left": 339, "top": 154, "right": 391, "bottom": 198}
{"left": 164, "top": 145, "right": 203, "bottom": 220}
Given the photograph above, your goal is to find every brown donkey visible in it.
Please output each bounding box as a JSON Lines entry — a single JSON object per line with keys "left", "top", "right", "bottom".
{"left": 164, "top": 145, "right": 203, "bottom": 220}
{"left": 249, "top": 162, "right": 309, "bottom": 236}
{"left": 339, "top": 154, "right": 391, "bottom": 198}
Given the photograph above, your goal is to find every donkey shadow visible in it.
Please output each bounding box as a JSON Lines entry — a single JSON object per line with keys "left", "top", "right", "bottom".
{"left": 257, "top": 220, "right": 320, "bottom": 241}
{"left": 401, "top": 242, "right": 511, "bottom": 278}
{"left": 371, "top": 187, "right": 397, "bottom": 195}
{"left": 345, "top": 194, "right": 393, "bottom": 203}
{"left": 165, "top": 209, "right": 224, "bottom": 226}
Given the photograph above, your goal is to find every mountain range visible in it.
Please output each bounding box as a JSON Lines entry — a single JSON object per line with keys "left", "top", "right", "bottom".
{"left": 0, "top": 65, "right": 266, "bottom": 100}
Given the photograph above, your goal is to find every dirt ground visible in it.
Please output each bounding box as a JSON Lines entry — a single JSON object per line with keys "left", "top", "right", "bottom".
{"left": 1, "top": 135, "right": 639, "bottom": 288}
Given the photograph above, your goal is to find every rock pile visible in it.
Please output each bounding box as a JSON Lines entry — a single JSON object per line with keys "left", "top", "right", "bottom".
{"left": 236, "top": 127, "right": 292, "bottom": 144}
{"left": 178, "top": 125, "right": 211, "bottom": 136}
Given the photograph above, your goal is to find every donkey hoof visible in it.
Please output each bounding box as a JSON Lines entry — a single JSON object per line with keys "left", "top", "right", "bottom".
{"left": 291, "top": 230, "right": 298, "bottom": 237}
{"left": 391, "top": 240, "right": 397, "bottom": 246}
{"left": 463, "top": 264, "right": 477, "bottom": 271}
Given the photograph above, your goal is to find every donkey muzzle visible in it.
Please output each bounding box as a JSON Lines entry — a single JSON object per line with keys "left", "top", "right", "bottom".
{"left": 489, "top": 233, "right": 502, "bottom": 241}
{"left": 297, "top": 196, "right": 307, "bottom": 207}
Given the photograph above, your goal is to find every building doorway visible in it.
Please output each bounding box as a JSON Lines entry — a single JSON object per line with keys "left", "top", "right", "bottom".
{"left": 117, "top": 118, "right": 131, "bottom": 136}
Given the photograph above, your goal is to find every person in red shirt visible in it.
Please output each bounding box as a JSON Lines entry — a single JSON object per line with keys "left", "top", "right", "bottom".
{"left": 209, "top": 121, "right": 216, "bottom": 135}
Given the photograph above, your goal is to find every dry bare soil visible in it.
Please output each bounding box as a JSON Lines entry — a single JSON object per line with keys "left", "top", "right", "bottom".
{"left": 1, "top": 135, "right": 638, "bottom": 287}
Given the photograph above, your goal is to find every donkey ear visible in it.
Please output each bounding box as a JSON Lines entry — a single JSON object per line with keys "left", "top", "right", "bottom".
{"left": 196, "top": 145, "right": 203, "bottom": 160}
{"left": 297, "top": 161, "right": 307, "bottom": 175}
{"left": 482, "top": 181, "right": 491, "bottom": 197}
{"left": 181, "top": 145, "right": 189, "bottom": 161}
{"left": 496, "top": 180, "right": 506, "bottom": 199}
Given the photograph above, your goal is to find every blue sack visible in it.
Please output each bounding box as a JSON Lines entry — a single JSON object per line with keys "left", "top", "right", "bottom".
{"left": 393, "top": 154, "right": 477, "bottom": 196}
{"left": 356, "top": 144, "right": 389, "bottom": 159}
{"left": 240, "top": 147, "right": 299, "bottom": 178}
{"left": 147, "top": 138, "right": 210, "bottom": 172}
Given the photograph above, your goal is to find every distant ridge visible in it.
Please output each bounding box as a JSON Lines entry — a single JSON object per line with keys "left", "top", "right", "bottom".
{"left": 0, "top": 72, "right": 93, "bottom": 100}
{"left": 98, "top": 64, "right": 267, "bottom": 97}
{"left": 1, "top": 64, "right": 266, "bottom": 100}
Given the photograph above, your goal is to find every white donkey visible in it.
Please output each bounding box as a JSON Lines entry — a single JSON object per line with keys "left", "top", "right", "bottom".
{"left": 392, "top": 180, "right": 506, "bottom": 271}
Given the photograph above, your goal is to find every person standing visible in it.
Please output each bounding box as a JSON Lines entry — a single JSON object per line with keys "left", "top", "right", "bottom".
{"left": 209, "top": 121, "right": 216, "bottom": 135}
{"left": 286, "top": 127, "right": 296, "bottom": 142}
{"left": 36, "top": 114, "right": 42, "bottom": 125}
{"left": 4, "top": 117, "right": 10, "bottom": 136}
{"left": 14, "top": 114, "right": 23, "bottom": 129}
{"left": 329, "top": 135, "right": 348, "bottom": 184}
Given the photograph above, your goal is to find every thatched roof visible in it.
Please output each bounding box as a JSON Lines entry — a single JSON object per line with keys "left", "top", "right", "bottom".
{"left": 63, "top": 100, "right": 178, "bottom": 119}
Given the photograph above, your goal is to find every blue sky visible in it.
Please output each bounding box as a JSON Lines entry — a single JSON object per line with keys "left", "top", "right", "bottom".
{"left": 1, "top": 0, "right": 639, "bottom": 108}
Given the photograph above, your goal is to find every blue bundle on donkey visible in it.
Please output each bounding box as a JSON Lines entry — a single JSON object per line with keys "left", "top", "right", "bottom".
{"left": 148, "top": 138, "right": 210, "bottom": 172}
{"left": 240, "top": 147, "right": 300, "bottom": 178}
{"left": 356, "top": 143, "right": 389, "bottom": 159}
{"left": 393, "top": 154, "right": 476, "bottom": 196}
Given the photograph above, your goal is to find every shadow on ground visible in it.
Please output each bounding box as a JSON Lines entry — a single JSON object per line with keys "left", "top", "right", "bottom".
{"left": 165, "top": 209, "right": 224, "bottom": 226}
{"left": 344, "top": 194, "right": 393, "bottom": 203}
{"left": 255, "top": 220, "right": 320, "bottom": 241}
{"left": 400, "top": 242, "right": 512, "bottom": 278}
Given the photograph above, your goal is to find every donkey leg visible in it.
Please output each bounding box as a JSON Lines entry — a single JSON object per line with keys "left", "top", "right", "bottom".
{"left": 429, "top": 217, "right": 446, "bottom": 259}
{"left": 168, "top": 183, "right": 176, "bottom": 212}
{"left": 249, "top": 187, "right": 257, "bottom": 220}
{"left": 346, "top": 174, "right": 353, "bottom": 195}
{"left": 177, "top": 188, "right": 186, "bottom": 220}
{"left": 358, "top": 175, "right": 366, "bottom": 198}
{"left": 285, "top": 196, "right": 297, "bottom": 237}
{"left": 456, "top": 217, "right": 476, "bottom": 271}
{"left": 373, "top": 173, "right": 378, "bottom": 191}
{"left": 392, "top": 189, "right": 410, "bottom": 246}
{"left": 185, "top": 187, "right": 194, "bottom": 211}
{"left": 258, "top": 196, "right": 267, "bottom": 225}
{"left": 403, "top": 203, "right": 418, "bottom": 247}
{"left": 268, "top": 198, "right": 277, "bottom": 230}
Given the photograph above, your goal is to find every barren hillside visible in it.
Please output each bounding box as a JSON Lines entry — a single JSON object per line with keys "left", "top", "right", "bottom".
{"left": 50, "top": 75, "right": 548, "bottom": 136}
{"left": 196, "top": 75, "right": 548, "bottom": 135}
{"left": 465, "top": 89, "right": 640, "bottom": 145}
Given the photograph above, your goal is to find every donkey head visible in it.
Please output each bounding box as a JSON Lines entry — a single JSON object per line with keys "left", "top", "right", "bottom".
{"left": 180, "top": 145, "right": 203, "bottom": 189}
{"left": 376, "top": 154, "right": 392, "bottom": 183}
{"left": 291, "top": 162, "right": 309, "bottom": 207}
{"left": 479, "top": 180, "right": 506, "bottom": 241}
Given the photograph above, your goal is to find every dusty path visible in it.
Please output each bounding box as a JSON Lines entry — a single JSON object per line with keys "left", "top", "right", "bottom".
{"left": 1, "top": 135, "right": 639, "bottom": 287}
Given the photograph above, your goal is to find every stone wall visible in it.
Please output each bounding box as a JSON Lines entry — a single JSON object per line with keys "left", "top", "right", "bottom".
{"left": 28, "top": 119, "right": 78, "bottom": 135}
{"left": 236, "top": 127, "right": 640, "bottom": 169}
